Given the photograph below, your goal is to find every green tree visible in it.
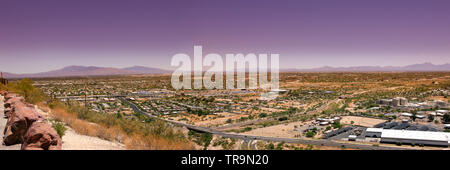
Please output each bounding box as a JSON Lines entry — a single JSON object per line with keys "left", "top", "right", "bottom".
{"left": 443, "top": 114, "right": 450, "bottom": 123}
{"left": 276, "top": 142, "right": 285, "bottom": 150}
{"left": 427, "top": 114, "right": 434, "bottom": 122}
{"left": 258, "top": 113, "right": 267, "bottom": 118}
{"left": 306, "top": 131, "right": 315, "bottom": 138}
{"left": 11, "top": 79, "right": 47, "bottom": 104}
{"left": 265, "top": 143, "right": 275, "bottom": 150}
{"left": 332, "top": 121, "right": 342, "bottom": 129}
{"left": 411, "top": 111, "right": 417, "bottom": 122}
{"left": 200, "top": 133, "right": 213, "bottom": 150}
{"left": 278, "top": 117, "right": 288, "bottom": 121}
{"left": 16, "top": 78, "right": 35, "bottom": 99}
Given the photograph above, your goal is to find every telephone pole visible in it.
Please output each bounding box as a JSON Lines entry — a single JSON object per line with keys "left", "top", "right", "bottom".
{"left": 0, "top": 72, "right": 6, "bottom": 85}
{"left": 84, "top": 79, "right": 88, "bottom": 112}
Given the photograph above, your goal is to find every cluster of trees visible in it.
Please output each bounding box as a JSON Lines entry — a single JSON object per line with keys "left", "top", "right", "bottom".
{"left": 1, "top": 78, "right": 48, "bottom": 104}
{"left": 212, "top": 137, "right": 236, "bottom": 150}
{"left": 305, "top": 127, "right": 318, "bottom": 138}
{"left": 186, "top": 107, "right": 211, "bottom": 116}
{"left": 188, "top": 131, "right": 213, "bottom": 150}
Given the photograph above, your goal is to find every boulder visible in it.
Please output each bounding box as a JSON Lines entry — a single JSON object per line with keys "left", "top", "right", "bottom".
{"left": 21, "top": 121, "right": 62, "bottom": 150}
{"left": 0, "top": 90, "right": 7, "bottom": 96}
{"left": 4, "top": 108, "right": 12, "bottom": 118}
{"left": 1, "top": 92, "right": 62, "bottom": 149}
{"left": 3, "top": 103, "right": 44, "bottom": 145}
{"left": 3, "top": 97, "right": 25, "bottom": 118}
{"left": 4, "top": 96, "right": 25, "bottom": 108}
{"left": 4, "top": 93, "right": 19, "bottom": 101}
{"left": 5, "top": 96, "right": 24, "bottom": 103}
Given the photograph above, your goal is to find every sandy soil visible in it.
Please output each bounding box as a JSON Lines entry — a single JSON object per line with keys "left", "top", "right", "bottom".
{"left": 340, "top": 116, "right": 386, "bottom": 127}
{"left": 192, "top": 112, "right": 248, "bottom": 127}
{"left": 62, "top": 127, "right": 125, "bottom": 150}
{"left": 242, "top": 121, "right": 312, "bottom": 138}
{"left": 426, "top": 96, "right": 449, "bottom": 103}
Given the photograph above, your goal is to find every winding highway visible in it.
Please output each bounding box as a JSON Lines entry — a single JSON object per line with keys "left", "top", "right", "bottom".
{"left": 119, "top": 97, "right": 413, "bottom": 150}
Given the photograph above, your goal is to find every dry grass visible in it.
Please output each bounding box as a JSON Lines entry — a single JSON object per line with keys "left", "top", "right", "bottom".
{"left": 44, "top": 105, "right": 194, "bottom": 150}
{"left": 340, "top": 116, "right": 386, "bottom": 127}
{"left": 48, "top": 107, "right": 122, "bottom": 141}
{"left": 123, "top": 134, "right": 194, "bottom": 150}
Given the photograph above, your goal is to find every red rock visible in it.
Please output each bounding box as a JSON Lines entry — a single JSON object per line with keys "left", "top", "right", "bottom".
{"left": 3, "top": 108, "right": 12, "bottom": 118}
{"left": 4, "top": 96, "right": 24, "bottom": 109}
{"left": 3, "top": 103, "right": 44, "bottom": 145}
{"left": 21, "top": 121, "right": 62, "bottom": 150}
{"left": 2, "top": 93, "right": 62, "bottom": 149}
{"left": 4, "top": 93, "right": 19, "bottom": 101}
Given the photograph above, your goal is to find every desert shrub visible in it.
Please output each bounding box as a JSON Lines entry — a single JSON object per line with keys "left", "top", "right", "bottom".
{"left": 427, "top": 114, "right": 434, "bottom": 122}
{"left": 443, "top": 114, "right": 450, "bottom": 123}
{"left": 265, "top": 143, "right": 275, "bottom": 150}
{"left": 278, "top": 117, "right": 288, "bottom": 121}
{"left": 45, "top": 98, "right": 193, "bottom": 149}
{"left": 188, "top": 130, "right": 212, "bottom": 150}
{"left": 241, "top": 127, "right": 253, "bottom": 132}
{"left": 200, "top": 133, "right": 213, "bottom": 149}
{"left": 51, "top": 120, "right": 67, "bottom": 139}
{"left": 259, "top": 113, "right": 267, "bottom": 118}
{"left": 306, "top": 131, "right": 315, "bottom": 138}
{"left": 276, "top": 142, "right": 285, "bottom": 150}
{"left": 225, "top": 118, "right": 232, "bottom": 123}
{"left": 332, "top": 121, "right": 342, "bottom": 129}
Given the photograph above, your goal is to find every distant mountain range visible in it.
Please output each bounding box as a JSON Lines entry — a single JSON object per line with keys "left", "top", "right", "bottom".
{"left": 122, "top": 66, "right": 170, "bottom": 74}
{"left": 282, "top": 63, "right": 450, "bottom": 72}
{"left": 1, "top": 63, "right": 449, "bottom": 78}
{"left": 2, "top": 65, "right": 171, "bottom": 78}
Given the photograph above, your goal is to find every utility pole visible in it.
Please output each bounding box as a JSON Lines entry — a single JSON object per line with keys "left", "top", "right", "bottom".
{"left": 0, "top": 72, "right": 5, "bottom": 85}
{"left": 84, "top": 79, "right": 88, "bottom": 112}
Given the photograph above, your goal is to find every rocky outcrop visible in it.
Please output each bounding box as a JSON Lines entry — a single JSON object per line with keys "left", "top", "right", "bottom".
{"left": 3, "top": 96, "right": 24, "bottom": 118}
{"left": 4, "top": 93, "right": 20, "bottom": 101}
{"left": 0, "top": 91, "right": 7, "bottom": 96}
{"left": 1, "top": 91, "right": 61, "bottom": 150}
{"left": 3, "top": 102, "right": 44, "bottom": 145}
{"left": 4, "top": 96, "right": 25, "bottom": 107}
{"left": 21, "top": 121, "right": 62, "bottom": 150}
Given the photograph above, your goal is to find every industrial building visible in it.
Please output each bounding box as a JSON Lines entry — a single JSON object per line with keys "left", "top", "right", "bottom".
{"left": 365, "top": 128, "right": 450, "bottom": 147}
{"left": 365, "top": 128, "right": 383, "bottom": 138}
{"left": 378, "top": 97, "right": 408, "bottom": 106}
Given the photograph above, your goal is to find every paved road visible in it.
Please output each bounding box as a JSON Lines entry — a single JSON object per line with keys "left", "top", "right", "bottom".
{"left": 120, "top": 97, "right": 413, "bottom": 150}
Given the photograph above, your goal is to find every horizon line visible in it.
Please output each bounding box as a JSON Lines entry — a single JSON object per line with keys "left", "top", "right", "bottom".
{"left": 1, "top": 62, "right": 449, "bottom": 75}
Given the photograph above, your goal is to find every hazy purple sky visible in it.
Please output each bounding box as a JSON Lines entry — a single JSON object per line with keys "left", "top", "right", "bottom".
{"left": 1, "top": 0, "right": 450, "bottom": 73}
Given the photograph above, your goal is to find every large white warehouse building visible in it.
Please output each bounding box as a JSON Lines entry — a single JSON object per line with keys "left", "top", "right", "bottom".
{"left": 366, "top": 128, "right": 450, "bottom": 147}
